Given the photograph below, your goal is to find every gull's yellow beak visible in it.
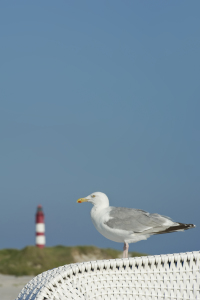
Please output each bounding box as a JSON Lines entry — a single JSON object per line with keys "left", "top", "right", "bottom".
{"left": 77, "top": 198, "right": 88, "bottom": 203}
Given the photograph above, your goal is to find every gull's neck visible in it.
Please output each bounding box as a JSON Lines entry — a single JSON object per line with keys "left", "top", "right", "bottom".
{"left": 91, "top": 198, "right": 109, "bottom": 213}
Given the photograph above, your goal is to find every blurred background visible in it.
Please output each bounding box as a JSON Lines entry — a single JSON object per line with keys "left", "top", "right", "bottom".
{"left": 0, "top": 0, "right": 199, "bottom": 255}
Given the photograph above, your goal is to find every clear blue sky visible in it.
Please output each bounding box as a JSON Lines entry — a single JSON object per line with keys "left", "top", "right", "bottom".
{"left": 0, "top": 1, "right": 199, "bottom": 255}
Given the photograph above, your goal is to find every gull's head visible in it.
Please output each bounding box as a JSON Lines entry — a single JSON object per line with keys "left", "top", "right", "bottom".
{"left": 77, "top": 192, "right": 109, "bottom": 208}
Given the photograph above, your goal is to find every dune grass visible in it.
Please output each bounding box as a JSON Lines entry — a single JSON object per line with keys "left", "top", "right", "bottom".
{"left": 0, "top": 245, "right": 146, "bottom": 276}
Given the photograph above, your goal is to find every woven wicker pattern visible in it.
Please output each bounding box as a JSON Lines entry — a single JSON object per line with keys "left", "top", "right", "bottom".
{"left": 16, "top": 251, "right": 200, "bottom": 300}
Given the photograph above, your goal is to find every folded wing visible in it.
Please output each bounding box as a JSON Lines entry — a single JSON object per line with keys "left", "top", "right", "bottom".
{"left": 104, "top": 207, "right": 195, "bottom": 235}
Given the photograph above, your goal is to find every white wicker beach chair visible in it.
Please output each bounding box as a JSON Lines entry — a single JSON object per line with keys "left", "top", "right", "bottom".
{"left": 16, "top": 251, "right": 200, "bottom": 300}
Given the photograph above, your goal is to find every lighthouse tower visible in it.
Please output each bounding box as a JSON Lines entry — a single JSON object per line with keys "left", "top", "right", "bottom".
{"left": 35, "top": 205, "right": 46, "bottom": 248}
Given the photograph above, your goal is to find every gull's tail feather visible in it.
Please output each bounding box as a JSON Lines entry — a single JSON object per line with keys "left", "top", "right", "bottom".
{"left": 155, "top": 223, "right": 196, "bottom": 235}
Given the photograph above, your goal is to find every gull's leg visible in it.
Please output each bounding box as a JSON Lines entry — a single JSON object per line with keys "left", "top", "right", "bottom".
{"left": 123, "top": 243, "right": 126, "bottom": 258}
{"left": 123, "top": 242, "right": 129, "bottom": 258}
{"left": 126, "top": 242, "right": 129, "bottom": 258}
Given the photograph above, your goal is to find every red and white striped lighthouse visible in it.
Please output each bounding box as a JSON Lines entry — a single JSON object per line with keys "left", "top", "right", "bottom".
{"left": 35, "top": 205, "right": 46, "bottom": 248}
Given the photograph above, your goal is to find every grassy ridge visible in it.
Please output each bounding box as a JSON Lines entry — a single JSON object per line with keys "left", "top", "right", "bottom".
{"left": 0, "top": 245, "right": 146, "bottom": 276}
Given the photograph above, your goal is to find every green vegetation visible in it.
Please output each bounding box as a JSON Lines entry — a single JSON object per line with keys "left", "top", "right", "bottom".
{"left": 0, "top": 245, "right": 146, "bottom": 276}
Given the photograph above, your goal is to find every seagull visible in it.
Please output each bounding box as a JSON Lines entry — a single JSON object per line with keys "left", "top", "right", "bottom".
{"left": 77, "top": 192, "right": 195, "bottom": 258}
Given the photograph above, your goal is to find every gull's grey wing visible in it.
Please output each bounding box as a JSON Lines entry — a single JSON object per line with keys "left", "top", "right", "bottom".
{"left": 104, "top": 207, "right": 175, "bottom": 233}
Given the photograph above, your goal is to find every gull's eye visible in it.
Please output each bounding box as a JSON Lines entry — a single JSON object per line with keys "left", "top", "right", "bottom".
{"left": 92, "top": 195, "right": 96, "bottom": 198}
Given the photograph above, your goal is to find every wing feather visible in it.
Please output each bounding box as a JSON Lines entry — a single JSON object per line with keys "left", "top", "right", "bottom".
{"left": 104, "top": 207, "right": 175, "bottom": 233}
